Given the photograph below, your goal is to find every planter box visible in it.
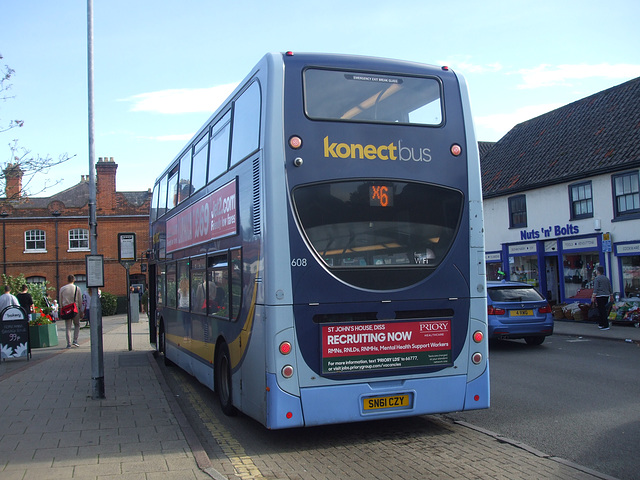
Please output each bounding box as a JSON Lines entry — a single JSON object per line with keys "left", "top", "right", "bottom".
{"left": 29, "top": 324, "right": 58, "bottom": 348}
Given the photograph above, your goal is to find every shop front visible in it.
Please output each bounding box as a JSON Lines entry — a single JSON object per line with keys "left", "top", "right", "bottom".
{"left": 487, "top": 233, "right": 605, "bottom": 305}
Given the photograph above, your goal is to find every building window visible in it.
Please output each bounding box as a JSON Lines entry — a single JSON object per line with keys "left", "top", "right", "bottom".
{"left": 569, "top": 181, "right": 593, "bottom": 220}
{"left": 26, "top": 276, "right": 46, "bottom": 284}
{"left": 613, "top": 171, "right": 640, "bottom": 218}
{"left": 25, "top": 229, "right": 46, "bottom": 252}
{"left": 69, "top": 228, "right": 89, "bottom": 251}
{"left": 508, "top": 195, "right": 527, "bottom": 228}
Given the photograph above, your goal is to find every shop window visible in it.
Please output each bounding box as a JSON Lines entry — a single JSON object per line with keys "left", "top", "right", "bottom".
{"left": 621, "top": 255, "right": 640, "bottom": 298}
{"left": 509, "top": 255, "right": 538, "bottom": 286}
{"left": 562, "top": 253, "right": 599, "bottom": 299}
{"left": 486, "top": 263, "right": 504, "bottom": 281}
{"left": 569, "top": 181, "right": 593, "bottom": 220}
{"left": 25, "top": 229, "right": 46, "bottom": 252}
{"left": 613, "top": 171, "right": 640, "bottom": 219}
{"left": 508, "top": 195, "right": 527, "bottom": 228}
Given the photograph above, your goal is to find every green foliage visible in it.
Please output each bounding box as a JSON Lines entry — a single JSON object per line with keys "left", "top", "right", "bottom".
{"left": 100, "top": 291, "right": 117, "bottom": 316}
{"left": 2, "top": 273, "right": 54, "bottom": 313}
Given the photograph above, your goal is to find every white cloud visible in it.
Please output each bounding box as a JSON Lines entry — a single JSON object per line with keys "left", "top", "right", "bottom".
{"left": 516, "top": 63, "right": 640, "bottom": 89}
{"left": 122, "top": 83, "right": 239, "bottom": 114}
{"left": 474, "top": 103, "right": 563, "bottom": 138}
{"left": 437, "top": 58, "right": 503, "bottom": 74}
{"left": 141, "top": 133, "right": 195, "bottom": 142}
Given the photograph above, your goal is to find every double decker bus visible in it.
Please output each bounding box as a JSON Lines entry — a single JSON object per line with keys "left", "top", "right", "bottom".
{"left": 148, "top": 52, "right": 489, "bottom": 429}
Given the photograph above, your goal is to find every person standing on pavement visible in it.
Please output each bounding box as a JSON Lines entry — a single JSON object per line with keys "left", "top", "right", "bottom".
{"left": 59, "top": 274, "right": 84, "bottom": 348}
{"left": 591, "top": 266, "right": 614, "bottom": 330}
{"left": 0, "top": 285, "right": 19, "bottom": 311}
{"left": 16, "top": 284, "right": 34, "bottom": 315}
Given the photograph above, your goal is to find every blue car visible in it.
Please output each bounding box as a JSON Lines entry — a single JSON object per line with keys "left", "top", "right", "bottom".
{"left": 486, "top": 281, "right": 554, "bottom": 345}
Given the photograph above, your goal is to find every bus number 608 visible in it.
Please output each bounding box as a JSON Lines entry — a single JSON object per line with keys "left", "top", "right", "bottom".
{"left": 291, "top": 258, "right": 307, "bottom": 267}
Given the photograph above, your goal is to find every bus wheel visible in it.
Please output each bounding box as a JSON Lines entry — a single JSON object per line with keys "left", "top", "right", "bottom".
{"left": 215, "top": 342, "right": 238, "bottom": 416}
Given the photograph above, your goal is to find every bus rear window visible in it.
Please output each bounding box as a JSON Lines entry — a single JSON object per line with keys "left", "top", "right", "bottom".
{"left": 292, "top": 180, "right": 462, "bottom": 271}
{"left": 304, "top": 69, "right": 442, "bottom": 125}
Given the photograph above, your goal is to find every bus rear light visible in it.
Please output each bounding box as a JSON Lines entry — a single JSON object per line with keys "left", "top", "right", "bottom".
{"left": 473, "top": 331, "right": 484, "bottom": 343}
{"left": 471, "top": 352, "right": 483, "bottom": 365}
{"left": 289, "top": 135, "right": 302, "bottom": 149}
{"left": 282, "top": 365, "right": 294, "bottom": 378}
{"left": 286, "top": 411, "right": 293, "bottom": 419}
{"left": 474, "top": 395, "right": 480, "bottom": 401}
{"left": 279, "top": 341, "right": 292, "bottom": 355}
{"left": 450, "top": 144, "right": 462, "bottom": 156}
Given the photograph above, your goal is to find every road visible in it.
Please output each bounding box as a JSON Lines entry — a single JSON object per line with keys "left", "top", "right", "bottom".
{"left": 154, "top": 335, "right": 627, "bottom": 480}
{"left": 448, "top": 335, "right": 640, "bottom": 480}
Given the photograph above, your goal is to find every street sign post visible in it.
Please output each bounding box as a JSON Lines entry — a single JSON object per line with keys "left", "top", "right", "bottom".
{"left": 118, "top": 233, "right": 136, "bottom": 351}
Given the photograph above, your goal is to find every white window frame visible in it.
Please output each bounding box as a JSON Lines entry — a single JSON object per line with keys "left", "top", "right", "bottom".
{"left": 68, "top": 228, "right": 90, "bottom": 251}
{"left": 24, "top": 229, "right": 46, "bottom": 253}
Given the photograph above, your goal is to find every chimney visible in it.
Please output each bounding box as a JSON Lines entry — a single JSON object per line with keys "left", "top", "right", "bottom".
{"left": 4, "top": 163, "right": 23, "bottom": 199}
{"left": 96, "top": 157, "right": 118, "bottom": 212}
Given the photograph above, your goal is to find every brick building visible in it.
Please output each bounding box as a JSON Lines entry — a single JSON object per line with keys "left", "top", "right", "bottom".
{"left": 0, "top": 157, "right": 151, "bottom": 299}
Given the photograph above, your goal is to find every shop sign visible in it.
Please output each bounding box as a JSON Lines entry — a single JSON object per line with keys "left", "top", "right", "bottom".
{"left": 519, "top": 223, "right": 580, "bottom": 241}
{"left": 509, "top": 243, "right": 536, "bottom": 255}
{"left": 562, "top": 237, "right": 598, "bottom": 251}
{"left": 615, "top": 243, "right": 640, "bottom": 255}
{"left": 485, "top": 252, "right": 501, "bottom": 262}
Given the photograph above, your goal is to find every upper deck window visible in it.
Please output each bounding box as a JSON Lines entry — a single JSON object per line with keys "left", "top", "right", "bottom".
{"left": 304, "top": 69, "right": 442, "bottom": 125}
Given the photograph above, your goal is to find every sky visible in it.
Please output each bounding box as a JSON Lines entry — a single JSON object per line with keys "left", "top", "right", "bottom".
{"left": 1, "top": 0, "right": 640, "bottom": 197}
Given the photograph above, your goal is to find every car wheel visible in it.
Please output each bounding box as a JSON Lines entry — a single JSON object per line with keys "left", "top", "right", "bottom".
{"left": 215, "top": 342, "right": 238, "bottom": 416}
{"left": 525, "top": 336, "right": 545, "bottom": 346}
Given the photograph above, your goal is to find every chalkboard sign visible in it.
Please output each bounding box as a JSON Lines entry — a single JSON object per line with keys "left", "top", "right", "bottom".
{"left": 1, "top": 305, "right": 30, "bottom": 360}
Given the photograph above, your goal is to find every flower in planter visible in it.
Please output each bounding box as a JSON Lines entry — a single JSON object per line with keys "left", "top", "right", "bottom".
{"left": 29, "top": 308, "right": 54, "bottom": 326}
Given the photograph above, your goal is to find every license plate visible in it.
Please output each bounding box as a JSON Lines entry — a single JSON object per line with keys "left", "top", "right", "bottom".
{"left": 363, "top": 394, "right": 410, "bottom": 411}
{"left": 510, "top": 309, "right": 533, "bottom": 316}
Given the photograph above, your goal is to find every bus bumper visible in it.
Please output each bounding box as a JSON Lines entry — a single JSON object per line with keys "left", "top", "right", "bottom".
{"left": 266, "top": 373, "right": 305, "bottom": 429}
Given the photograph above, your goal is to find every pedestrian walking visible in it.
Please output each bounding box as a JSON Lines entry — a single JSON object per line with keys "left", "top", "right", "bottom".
{"left": 591, "top": 266, "right": 614, "bottom": 330}
{"left": 0, "top": 285, "right": 19, "bottom": 311}
{"left": 16, "top": 284, "right": 34, "bottom": 316}
{"left": 59, "top": 274, "right": 84, "bottom": 348}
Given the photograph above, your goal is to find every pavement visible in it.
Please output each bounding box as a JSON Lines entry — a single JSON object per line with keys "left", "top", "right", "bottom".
{"left": 1, "top": 314, "right": 636, "bottom": 480}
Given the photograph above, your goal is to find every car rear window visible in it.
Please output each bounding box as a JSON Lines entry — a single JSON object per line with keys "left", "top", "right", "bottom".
{"left": 488, "top": 286, "right": 545, "bottom": 302}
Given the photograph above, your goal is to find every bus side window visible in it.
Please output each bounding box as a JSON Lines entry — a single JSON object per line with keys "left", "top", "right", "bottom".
{"left": 207, "top": 254, "right": 229, "bottom": 319}
{"left": 150, "top": 183, "right": 158, "bottom": 222}
{"left": 177, "top": 260, "right": 190, "bottom": 310}
{"left": 190, "top": 257, "right": 206, "bottom": 314}
{"left": 178, "top": 151, "right": 192, "bottom": 204}
{"left": 230, "top": 249, "right": 242, "bottom": 320}
{"left": 208, "top": 112, "right": 231, "bottom": 183}
{"left": 191, "top": 134, "right": 209, "bottom": 193}
{"left": 156, "top": 264, "right": 165, "bottom": 307}
{"left": 230, "top": 81, "right": 261, "bottom": 167}
{"left": 157, "top": 174, "right": 168, "bottom": 217}
{"left": 167, "top": 170, "right": 178, "bottom": 211}
{"left": 166, "top": 263, "right": 177, "bottom": 308}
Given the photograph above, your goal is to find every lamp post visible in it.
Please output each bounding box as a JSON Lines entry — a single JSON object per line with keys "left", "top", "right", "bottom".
{"left": 1, "top": 211, "right": 7, "bottom": 277}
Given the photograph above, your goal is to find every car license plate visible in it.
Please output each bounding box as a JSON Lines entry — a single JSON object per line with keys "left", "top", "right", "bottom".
{"left": 510, "top": 309, "right": 533, "bottom": 316}
{"left": 363, "top": 394, "right": 410, "bottom": 411}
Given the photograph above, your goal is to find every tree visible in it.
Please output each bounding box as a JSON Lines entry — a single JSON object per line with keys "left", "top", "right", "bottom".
{"left": 0, "top": 53, "right": 75, "bottom": 199}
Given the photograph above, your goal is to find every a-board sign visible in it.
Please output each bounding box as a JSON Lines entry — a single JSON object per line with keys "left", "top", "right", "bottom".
{"left": 0, "top": 305, "right": 30, "bottom": 360}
